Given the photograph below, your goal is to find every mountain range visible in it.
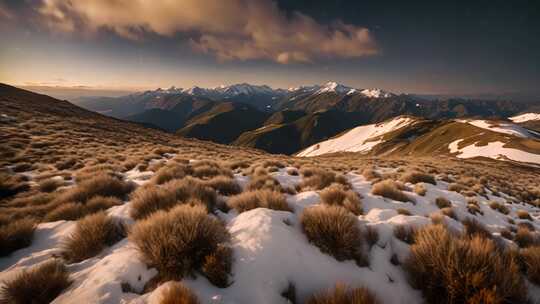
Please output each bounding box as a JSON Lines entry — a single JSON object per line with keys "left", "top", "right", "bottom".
{"left": 65, "top": 82, "right": 540, "bottom": 155}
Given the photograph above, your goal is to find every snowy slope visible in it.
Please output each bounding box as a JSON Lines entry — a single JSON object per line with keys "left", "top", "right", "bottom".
{"left": 457, "top": 119, "right": 534, "bottom": 138}
{"left": 297, "top": 117, "right": 416, "bottom": 157}
{"left": 1, "top": 156, "right": 539, "bottom": 304}
{"left": 510, "top": 113, "right": 540, "bottom": 123}
{"left": 449, "top": 139, "right": 540, "bottom": 164}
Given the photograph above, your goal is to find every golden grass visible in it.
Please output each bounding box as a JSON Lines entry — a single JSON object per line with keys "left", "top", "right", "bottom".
{"left": 0, "top": 218, "right": 36, "bottom": 256}
{"left": 319, "top": 185, "right": 363, "bottom": 215}
{"left": 228, "top": 190, "right": 291, "bottom": 213}
{"left": 306, "top": 284, "right": 380, "bottom": 304}
{"left": 159, "top": 282, "right": 200, "bottom": 304}
{"left": 371, "top": 179, "right": 412, "bottom": 203}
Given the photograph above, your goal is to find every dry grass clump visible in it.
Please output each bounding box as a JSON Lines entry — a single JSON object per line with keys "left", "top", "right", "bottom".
{"left": 319, "top": 185, "right": 363, "bottom": 215}
{"left": 287, "top": 168, "right": 299, "bottom": 176}
{"left": 401, "top": 171, "right": 436, "bottom": 185}
{"left": 38, "top": 178, "right": 65, "bottom": 193}
{"left": 201, "top": 244, "right": 233, "bottom": 288}
{"left": 489, "top": 201, "right": 510, "bottom": 215}
{"left": 0, "top": 259, "right": 71, "bottom": 304}
{"left": 413, "top": 183, "right": 427, "bottom": 196}
{"left": 151, "top": 163, "right": 193, "bottom": 185}
{"left": 61, "top": 212, "right": 125, "bottom": 263}
{"left": 361, "top": 168, "right": 381, "bottom": 181}
{"left": 514, "top": 227, "right": 539, "bottom": 248}
{"left": 519, "top": 246, "right": 540, "bottom": 285}
{"left": 393, "top": 225, "right": 417, "bottom": 244}
{"left": 306, "top": 284, "right": 381, "bottom": 304}
{"left": 0, "top": 218, "right": 36, "bottom": 256}
{"left": 159, "top": 282, "right": 200, "bottom": 304}
{"left": 56, "top": 174, "right": 133, "bottom": 204}
{"left": 299, "top": 169, "right": 350, "bottom": 191}
{"left": 396, "top": 208, "right": 411, "bottom": 216}
{"left": 364, "top": 226, "right": 379, "bottom": 249}
{"left": 404, "top": 224, "right": 526, "bottom": 304}
{"left": 228, "top": 190, "right": 291, "bottom": 213}
{"left": 0, "top": 173, "right": 30, "bottom": 200}
{"left": 246, "top": 174, "right": 283, "bottom": 192}
{"left": 516, "top": 210, "right": 532, "bottom": 221}
{"left": 44, "top": 196, "right": 123, "bottom": 222}
{"left": 203, "top": 176, "right": 242, "bottom": 196}
{"left": 301, "top": 205, "right": 366, "bottom": 266}
{"left": 447, "top": 183, "right": 466, "bottom": 193}
{"left": 466, "top": 200, "right": 483, "bottom": 216}
{"left": 371, "top": 179, "right": 412, "bottom": 203}
{"left": 440, "top": 207, "right": 457, "bottom": 220}
{"left": 129, "top": 205, "right": 231, "bottom": 284}
{"left": 461, "top": 217, "right": 492, "bottom": 239}
{"left": 130, "top": 178, "right": 216, "bottom": 220}
{"left": 434, "top": 197, "right": 451, "bottom": 209}
{"left": 191, "top": 160, "right": 233, "bottom": 179}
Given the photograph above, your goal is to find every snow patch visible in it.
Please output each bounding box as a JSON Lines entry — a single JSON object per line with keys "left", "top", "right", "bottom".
{"left": 449, "top": 139, "right": 540, "bottom": 164}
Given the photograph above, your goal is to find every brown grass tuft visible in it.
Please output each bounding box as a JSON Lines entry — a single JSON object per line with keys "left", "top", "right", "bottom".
{"left": 371, "top": 179, "right": 411, "bottom": 202}
{"left": 130, "top": 178, "right": 216, "bottom": 220}
{"left": 519, "top": 246, "right": 540, "bottom": 285}
{"left": 0, "top": 218, "right": 36, "bottom": 256}
{"left": 201, "top": 244, "right": 233, "bottom": 288}
{"left": 319, "top": 185, "right": 363, "bottom": 215}
{"left": 56, "top": 174, "right": 133, "bottom": 204}
{"left": 159, "top": 282, "right": 200, "bottom": 304}
{"left": 516, "top": 210, "right": 532, "bottom": 221}
{"left": 301, "top": 205, "right": 366, "bottom": 266}
{"left": 306, "top": 284, "right": 381, "bottom": 304}
{"left": 393, "top": 225, "right": 417, "bottom": 244}
{"left": 61, "top": 212, "right": 125, "bottom": 263}
{"left": 413, "top": 183, "right": 427, "bottom": 196}
{"left": 488, "top": 201, "right": 509, "bottom": 215}
{"left": 228, "top": 190, "right": 291, "bottom": 213}
{"left": 129, "top": 204, "right": 230, "bottom": 282}
{"left": 434, "top": 197, "right": 451, "bottom": 209}
{"left": 0, "top": 259, "right": 71, "bottom": 304}
{"left": 404, "top": 225, "right": 526, "bottom": 304}
{"left": 401, "top": 171, "right": 436, "bottom": 185}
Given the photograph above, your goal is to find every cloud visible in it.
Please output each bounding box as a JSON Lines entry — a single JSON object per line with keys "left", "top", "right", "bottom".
{"left": 37, "top": 0, "right": 378, "bottom": 63}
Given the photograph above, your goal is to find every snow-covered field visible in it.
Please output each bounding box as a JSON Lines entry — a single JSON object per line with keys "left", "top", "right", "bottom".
{"left": 449, "top": 139, "right": 540, "bottom": 164}
{"left": 2, "top": 155, "right": 539, "bottom": 304}
{"left": 457, "top": 119, "right": 535, "bottom": 138}
{"left": 297, "top": 117, "right": 416, "bottom": 157}
{"left": 510, "top": 113, "right": 540, "bottom": 123}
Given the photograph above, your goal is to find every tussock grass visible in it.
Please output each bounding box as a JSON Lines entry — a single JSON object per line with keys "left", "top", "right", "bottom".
{"left": 299, "top": 168, "right": 350, "bottom": 191}
{"left": 514, "top": 227, "right": 539, "bottom": 248}
{"left": 246, "top": 174, "right": 283, "bottom": 192}
{"left": 462, "top": 217, "right": 492, "bottom": 239}
{"left": 404, "top": 224, "right": 526, "bottom": 304}
{"left": 56, "top": 174, "right": 133, "bottom": 204}
{"left": 0, "top": 218, "right": 36, "bottom": 256}
{"left": 306, "top": 284, "right": 380, "bottom": 304}
{"left": 371, "top": 179, "right": 411, "bottom": 202}
{"left": 413, "top": 183, "right": 427, "bottom": 196}
{"left": 61, "top": 212, "right": 125, "bottom": 263}
{"left": 319, "top": 185, "right": 363, "bottom": 215}
{"left": 38, "top": 178, "right": 64, "bottom": 193}
{"left": 0, "top": 173, "right": 30, "bottom": 200}
{"left": 489, "top": 201, "right": 510, "bottom": 215}
{"left": 130, "top": 178, "right": 216, "bottom": 220}
{"left": 129, "top": 205, "right": 231, "bottom": 283}
{"left": 201, "top": 244, "right": 233, "bottom": 288}
{"left": 401, "top": 171, "right": 436, "bottom": 185}
{"left": 434, "top": 197, "right": 451, "bottom": 209}
{"left": 393, "top": 225, "right": 417, "bottom": 244}
{"left": 519, "top": 246, "right": 540, "bottom": 285}
{"left": 203, "top": 176, "right": 242, "bottom": 196}
{"left": 0, "top": 259, "right": 71, "bottom": 304}
{"left": 516, "top": 210, "right": 532, "bottom": 221}
{"left": 151, "top": 163, "right": 193, "bottom": 185}
{"left": 228, "top": 190, "right": 291, "bottom": 213}
{"left": 301, "top": 205, "right": 366, "bottom": 266}
{"left": 159, "top": 282, "right": 200, "bottom": 304}
{"left": 396, "top": 208, "right": 411, "bottom": 216}
{"left": 440, "top": 207, "right": 457, "bottom": 220}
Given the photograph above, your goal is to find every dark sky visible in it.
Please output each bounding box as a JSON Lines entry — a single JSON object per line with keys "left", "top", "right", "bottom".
{"left": 1, "top": 0, "right": 539, "bottom": 95}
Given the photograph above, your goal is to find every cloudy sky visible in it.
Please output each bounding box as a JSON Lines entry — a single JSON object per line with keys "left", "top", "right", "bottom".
{"left": 0, "top": 0, "right": 539, "bottom": 95}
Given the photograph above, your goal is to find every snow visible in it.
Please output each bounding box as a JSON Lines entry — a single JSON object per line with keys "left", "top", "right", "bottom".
{"left": 458, "top": 119, "right": 534, "bottom": 138}
{"left": 360, "top": 88, "right": 394, "bottom": 98}
{"left": 315, "top": 82, "right": 354, "bottom": 95}
{"left": 449, "top": 139, "right": 540, "bottom": 164}
{"left": 510, "top": 113, "right": 540, "bottom": 123}
{"left": 297, "top": 117, "right": 416, "bottom": 157}
{"left": 2, "top": 157, "right": 539, "bottom": 303}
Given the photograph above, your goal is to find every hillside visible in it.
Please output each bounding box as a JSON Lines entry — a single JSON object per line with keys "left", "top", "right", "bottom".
{"left": 1, "top": 84, "right": 540, "bottom": 304}
{"left": 298, "top": 116, "right": 540, "bottom": 165}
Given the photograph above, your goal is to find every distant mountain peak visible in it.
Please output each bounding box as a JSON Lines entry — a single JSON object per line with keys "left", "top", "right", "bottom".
{"left": 316, "top": 82, "right": 354, "bottom": 94}
{"left": 360, "top": 88, "right": 394, "bottom": 98}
